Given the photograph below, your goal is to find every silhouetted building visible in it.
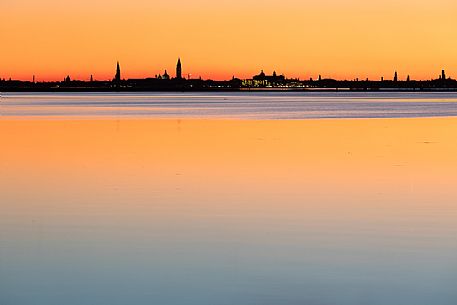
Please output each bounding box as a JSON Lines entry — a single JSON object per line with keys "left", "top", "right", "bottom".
{"left": 253, "top": 70, "right": 266, "bottom": 80}
{"left": 407, "top": 75, "right": 410, "bottom": 82}
{"left": 251, "top": 70, "right": 286, "bottom": 87}
{"left": 162, "top": 70, "right": 170, "bottom": 80}
{"left": 394, "top": 71, "right": 398, "bottom": 82}
{"left": 442, "top": 70, "right": 446, "bottom": 80}
{"left": 253, "top": 70, "right": 285, "bottom": 82}
{"left": 115, "top": 62, "right": 121, "bottom": 83}
{"left": 176, "top": 58, "right": 182, "bottom": 79}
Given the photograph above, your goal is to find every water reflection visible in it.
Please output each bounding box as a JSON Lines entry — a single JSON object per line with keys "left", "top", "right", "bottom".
{"left": 0, "top": 118, "right": 457, "bottom": 305}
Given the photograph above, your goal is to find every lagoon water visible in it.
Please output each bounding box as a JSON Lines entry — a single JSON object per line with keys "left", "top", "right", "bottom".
{"left": 1, "top": 92, "right": 457, "bottom": 305}
{"left": 2, "top": 91, "right": 457, "bottom": 119}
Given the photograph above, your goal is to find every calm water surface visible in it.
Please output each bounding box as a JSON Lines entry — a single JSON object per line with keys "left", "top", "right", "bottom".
{"left": 1, "top": 91, "right": 457, "bottom": 118}
{"left": 1, "top": 93, "right": 457, "bottom": 305}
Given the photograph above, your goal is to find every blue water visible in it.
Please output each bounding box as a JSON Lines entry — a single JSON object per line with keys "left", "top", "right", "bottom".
{"left": 2, "top": 91, "right": 457, "bottom": 119}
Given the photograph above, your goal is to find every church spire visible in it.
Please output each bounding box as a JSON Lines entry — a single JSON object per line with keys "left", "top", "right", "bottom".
{"left": 115, "top": 61, "right": 121, "bottom": 82}
{"left": 113, "top": 61, "right": 121, "bottom": 89}
{"left": 176, "top": 58, "right": 182, "bottom": 79}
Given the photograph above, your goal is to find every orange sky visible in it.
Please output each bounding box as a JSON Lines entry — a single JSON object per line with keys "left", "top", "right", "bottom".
{"left": 1, "top": 0, "right": 457, "bottom": 81}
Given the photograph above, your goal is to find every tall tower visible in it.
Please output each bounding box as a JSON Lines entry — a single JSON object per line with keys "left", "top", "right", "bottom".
{"left": 176, "top": 58, "right": 182, "bottom": 79}
{"left": 115, "top": 62, "right": 121, "bottom": 83}
{"left": 394, "top": 71, "right": 398, "bottom": 82}
{"left": 442, "top": 70, "right": 446, "bottom": 80}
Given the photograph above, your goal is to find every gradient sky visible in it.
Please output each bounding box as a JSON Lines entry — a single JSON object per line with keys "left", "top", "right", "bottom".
{"left": 1, "top": 0, "right": 457, "bottom": 81}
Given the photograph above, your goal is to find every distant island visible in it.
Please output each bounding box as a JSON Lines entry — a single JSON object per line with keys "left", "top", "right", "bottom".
{"left": 2, "top": 59, "right": 457, "bottom": 92}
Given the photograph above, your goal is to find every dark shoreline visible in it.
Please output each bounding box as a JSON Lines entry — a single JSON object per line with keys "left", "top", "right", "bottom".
{"left": 3, "top": 87, "right": 457, "bottom": 93}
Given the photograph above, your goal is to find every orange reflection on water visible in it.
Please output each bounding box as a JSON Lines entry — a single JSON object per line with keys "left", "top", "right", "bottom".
{"left": 1, "top": 118, "right": 457, "bottom": 223}
{"left": 1, "top": 118, "right": 457, "bottom": 305}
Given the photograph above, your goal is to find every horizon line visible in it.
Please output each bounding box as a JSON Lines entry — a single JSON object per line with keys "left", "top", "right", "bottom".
{"left": 1, "top": 59, "right": 454, "bottom": 83}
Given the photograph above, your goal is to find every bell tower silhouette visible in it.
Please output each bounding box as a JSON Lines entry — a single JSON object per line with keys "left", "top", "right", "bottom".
{"left": 115, "top": 62, "right": 121, "bottom": 83}
{"left": 176, "top": 58, "right": 182, "bottom": 79}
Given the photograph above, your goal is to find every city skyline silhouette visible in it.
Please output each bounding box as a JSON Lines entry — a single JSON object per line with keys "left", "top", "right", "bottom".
{"left": 1, "top": 57, "right": 456, "bottom": 92}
